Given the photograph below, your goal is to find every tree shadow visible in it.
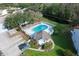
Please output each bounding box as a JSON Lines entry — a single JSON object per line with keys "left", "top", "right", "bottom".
{"left": 55, "top": 49, "right": 64, "bottom": 56}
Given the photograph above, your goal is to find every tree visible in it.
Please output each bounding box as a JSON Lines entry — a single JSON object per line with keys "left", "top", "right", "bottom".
{"left": 71, "top": 19, "right": 79, "bottom": 27}
{"left": 42, "top": 4, "right": 73, "bottom": 20}
{"left": 17, "top": 4, "right": 34, "bottom": 9}
{"left": 4, "top": 12, "right": 34, "bottom": 29}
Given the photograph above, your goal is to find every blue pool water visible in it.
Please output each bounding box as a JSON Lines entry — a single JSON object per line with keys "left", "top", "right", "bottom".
{"left": 33, "top": 25, "right": 48, "bottom": 32}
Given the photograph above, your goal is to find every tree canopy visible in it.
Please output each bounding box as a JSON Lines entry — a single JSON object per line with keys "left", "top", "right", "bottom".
{"left": 2, "top": 3, "right": 79, "bottom": 25}
{"left": 4, "top": 12, "right": 34, "bottom": 29}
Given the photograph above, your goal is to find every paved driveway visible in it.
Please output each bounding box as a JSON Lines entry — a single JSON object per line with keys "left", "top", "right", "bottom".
{"left": 0, "top": 32, "right": 25, "bottom": 56}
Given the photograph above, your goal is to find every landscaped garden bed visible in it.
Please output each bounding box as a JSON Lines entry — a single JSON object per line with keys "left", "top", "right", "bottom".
{"left": 29, "top": 39, "right": 39, "bottom": 49}
{"left": 41, "top": 41, "right": 53, "bottom": 51}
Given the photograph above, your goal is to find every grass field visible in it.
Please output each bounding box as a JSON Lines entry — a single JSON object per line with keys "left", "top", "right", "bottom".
{"left": 22, "top": 18, "right": 76, "bottom": 56}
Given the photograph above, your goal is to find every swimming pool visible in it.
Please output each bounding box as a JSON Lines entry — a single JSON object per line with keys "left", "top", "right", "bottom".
{"left": 33, "top": 25, "right": 48, "bottom": 32}
{"left": 22, "top": 22, "right": 54, "bottom": 37}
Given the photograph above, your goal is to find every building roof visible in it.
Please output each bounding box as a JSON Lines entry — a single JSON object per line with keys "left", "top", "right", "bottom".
{"left": 71, "top": 29, "right": 79, "bottom": 55}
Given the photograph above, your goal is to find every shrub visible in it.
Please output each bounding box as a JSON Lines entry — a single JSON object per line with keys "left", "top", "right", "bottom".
{"left": 29, "top": 40, "right": 38, "bottom": 49}
{"left": 63, "top": 49, "right": 75, "bottom": 56}
{"left": 43, "top": 41, "right": 52, "bottom": 50}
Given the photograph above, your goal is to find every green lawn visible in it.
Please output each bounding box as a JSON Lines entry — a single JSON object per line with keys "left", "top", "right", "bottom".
{"left": 22, "top": 18, "right": 76, "bottom": 56}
